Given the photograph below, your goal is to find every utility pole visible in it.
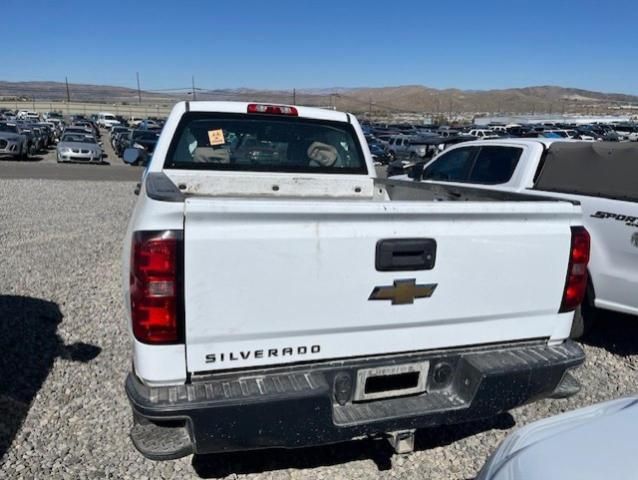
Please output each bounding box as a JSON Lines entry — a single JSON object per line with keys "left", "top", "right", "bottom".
{"left": 191, "top": 76, "right": 197, "bottom": 101}
{"left": 65, "top": 76, "right": 71, "bottom": 104}
{"left": 292, "top": 88, "right": 296, "bottom": 105}
{"left": 136, "top": 72, "right": 142, "bottom": 104}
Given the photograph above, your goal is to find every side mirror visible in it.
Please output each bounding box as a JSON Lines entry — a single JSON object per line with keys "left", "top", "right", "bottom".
{"left": 123, "top": 147, "right": 144, "bottom": 165}
{"left": 409, "top": 161, "right": 426, "bottom": 181}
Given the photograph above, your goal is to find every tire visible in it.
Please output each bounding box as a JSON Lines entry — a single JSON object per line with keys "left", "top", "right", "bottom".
{"left": 18, "top": 146, "right": 27, "bottom": 161}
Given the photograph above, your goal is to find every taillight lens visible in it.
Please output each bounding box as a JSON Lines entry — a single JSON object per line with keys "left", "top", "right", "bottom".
{"left": 130, "top": 230, "right": 183, "bottom": 344}
{"left": 247, "top": 103, "right": 298, "bottom": 116}
{"left": 560, "top": 226, "right": 590, "bottom": 312}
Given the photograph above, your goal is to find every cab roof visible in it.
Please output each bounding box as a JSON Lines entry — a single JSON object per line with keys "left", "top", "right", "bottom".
{"left": 182, "top": 101, "right": 350, "bottom": 123}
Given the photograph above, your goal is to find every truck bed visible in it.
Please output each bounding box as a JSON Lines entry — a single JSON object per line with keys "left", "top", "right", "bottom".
{"left": 379, "top": 177, "right": 579, "bottom": 204}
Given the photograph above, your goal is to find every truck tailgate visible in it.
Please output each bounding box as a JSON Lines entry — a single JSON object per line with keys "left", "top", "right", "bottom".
{"left": 184, "top": 198, "right": 577, "bottom": 373}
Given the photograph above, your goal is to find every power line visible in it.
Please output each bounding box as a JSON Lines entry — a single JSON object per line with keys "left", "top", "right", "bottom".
{"left": 136, "top": 72, "right": 142, "bottom": 104}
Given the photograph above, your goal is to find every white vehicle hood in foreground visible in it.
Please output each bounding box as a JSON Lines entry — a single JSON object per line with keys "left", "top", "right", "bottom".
{"left": 478, "top": 396, "right": 638, "bottom": 480}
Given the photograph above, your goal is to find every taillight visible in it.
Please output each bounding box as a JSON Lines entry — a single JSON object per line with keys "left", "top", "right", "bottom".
{"left": 130, "top": 230, "right": 183, "bottom": 344}
{"left": 560, "top": 226, "right": 590, "bottom": 312}
{"left": 247, "top": 103, "right": 298, "bottom": 116}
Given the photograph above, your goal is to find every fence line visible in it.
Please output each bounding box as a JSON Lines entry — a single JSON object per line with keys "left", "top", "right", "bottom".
{"left": 0, "top": 100, "right": 175, "bottom": 117}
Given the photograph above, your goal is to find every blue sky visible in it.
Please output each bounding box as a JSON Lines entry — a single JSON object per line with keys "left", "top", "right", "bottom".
{"left": 3, "top": 0, "right": 637, "bottom": 94}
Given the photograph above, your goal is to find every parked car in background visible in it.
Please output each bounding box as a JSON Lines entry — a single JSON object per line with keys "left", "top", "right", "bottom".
{"left": 129, "top": 117, "right": 143, "bottom": 127}
{"left": 110, "top": 126, "right": 130, "bottom": 149}
{"left": 110, "top": 125, "right": 129, "bottom": 139}
{"left": 437, "top": 127, "right": 461, "bottom": 137}
{"left": 97, "top": 112, "right": 121, "bottom": 129}
{"left": 137, "top": 119, "right": 161, "bottom": 131}
{"left": 467, "top": 128, "right": 499, "bottom": 139}
{"left": 477, "top": 396, "right": 638, "bottom": 480}
{"left": 0, "top": 122, "right": 30, "bottom": 159}
{"left": 385, "top": 134, "right": 414, "bottom": 159}
{"left": 56, "top": 132, "right": 104, "bottom": 163}
{"left": 17, "top": 111, "right": 40, "bottom": 121}
{"left": 576, "top": 128, "right": 603, "bottom": 141}
{"left": 64, "top": 124, "right": 94, "bottom": 136}
{"left": 18, "top": 123, "right": 46, "bottom": 152}
{"left": 368, "top": 142, "right": 391, "bottom": 164}
{"left": 614, "top": 124, "right": 638, "bottom": 141}
{"left": 407, "top": 138, "right": 638, "bottom": 335}
{"left": 44, "top": 111, "right": 64, "bottom": 121}
{"left": 119, "top": 129, "right": 159, "bottom": 157}
{"left": 36, "top": 122, "right": 56, "bottom": 147}
{"left": 73, "top": 120, "right": 100, "bottom": 138}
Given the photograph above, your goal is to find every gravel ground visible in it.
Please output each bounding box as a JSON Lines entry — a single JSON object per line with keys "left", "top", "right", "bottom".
{"left": 1, "top": 177, "right": 637, "bottom": 479}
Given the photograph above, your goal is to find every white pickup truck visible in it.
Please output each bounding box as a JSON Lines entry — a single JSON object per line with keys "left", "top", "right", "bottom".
{"left": 122, "top": 102, "right": 586, "bottom": 460}
{"left": 406, "top": 138, "right": 638, "bottom": 334}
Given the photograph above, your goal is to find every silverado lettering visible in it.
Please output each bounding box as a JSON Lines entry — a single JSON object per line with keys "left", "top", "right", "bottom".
{"left": 206, "top": 345, "right": 321, "bottom": 364}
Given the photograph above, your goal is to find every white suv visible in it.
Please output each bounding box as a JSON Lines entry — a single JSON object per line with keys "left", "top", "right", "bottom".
{"left": 97, "top": 112, "right": 121, "bottom": 129}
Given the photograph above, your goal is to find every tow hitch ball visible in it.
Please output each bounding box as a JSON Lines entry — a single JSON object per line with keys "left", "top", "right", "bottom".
{"left": 385, "top": 430, "right": 415, "bottom": 454}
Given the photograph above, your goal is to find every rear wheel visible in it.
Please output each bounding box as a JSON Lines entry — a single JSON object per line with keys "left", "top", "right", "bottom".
{"left": 19, "top": 144, "right": 29, "bottom": 161}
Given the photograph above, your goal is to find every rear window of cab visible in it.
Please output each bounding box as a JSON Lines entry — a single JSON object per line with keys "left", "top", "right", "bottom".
{"left": 164, "top": 112, "right": 367, "bottom": 174}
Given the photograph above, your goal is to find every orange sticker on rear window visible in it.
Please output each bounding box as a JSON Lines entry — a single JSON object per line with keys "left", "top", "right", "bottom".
{"left": 207, "top": 129, "right": 225, "bottom": 146}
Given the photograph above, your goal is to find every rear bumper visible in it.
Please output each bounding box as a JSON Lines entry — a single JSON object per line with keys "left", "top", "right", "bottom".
{"left": 126, "top": 340, "right": 584, "bottom": 460}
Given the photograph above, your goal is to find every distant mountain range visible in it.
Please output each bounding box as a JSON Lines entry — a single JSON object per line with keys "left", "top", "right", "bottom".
{"left": 1, "top": 81, "right": 637, "bottom": 114}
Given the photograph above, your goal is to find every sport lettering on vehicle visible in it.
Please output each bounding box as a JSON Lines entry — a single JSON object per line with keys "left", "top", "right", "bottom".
{"left": 206, "top": 345, "right": 321, "bottom": 364}
{"left": 591, "top": 210, "right": 638, "bottom": 228}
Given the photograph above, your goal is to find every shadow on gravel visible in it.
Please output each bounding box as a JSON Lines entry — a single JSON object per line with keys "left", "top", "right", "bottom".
{"left": 0, "top": 295, "right": 101, "bottom": 458}
{"left": 580, "top": 310, "right": 638, "bottom": 356}
{"left": 191, "top": 413, "right": 514, "bottom": 478}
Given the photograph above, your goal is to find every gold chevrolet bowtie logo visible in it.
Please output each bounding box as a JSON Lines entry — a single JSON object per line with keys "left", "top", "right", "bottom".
{"left": 368, "top": 279, "right": 438, "bottom": 305}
